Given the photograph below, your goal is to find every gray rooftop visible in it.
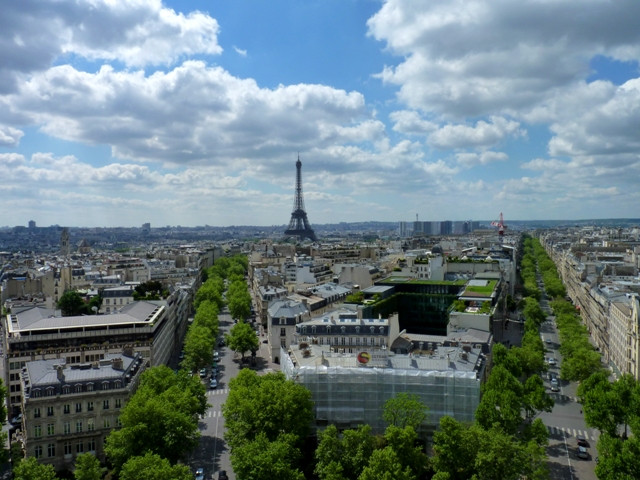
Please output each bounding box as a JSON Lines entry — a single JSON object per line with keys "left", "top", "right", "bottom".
{"left": 7, "top": 301, "right": 164, "bottom": 334}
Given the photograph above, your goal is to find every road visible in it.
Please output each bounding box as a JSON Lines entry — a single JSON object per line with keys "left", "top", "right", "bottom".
{"left": 190, "top": 308, "right": 275, "bottom": 480}
{"left": 538, "top": 297, "right": 598, "bottom": 480}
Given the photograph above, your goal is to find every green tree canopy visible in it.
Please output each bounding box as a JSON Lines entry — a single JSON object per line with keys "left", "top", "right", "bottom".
{"left": 225, "top": 321, "right": 259, "bottom": 360}
{"left": 382, "top": 393, "right": 428, "bottom": 430}
{"left": 104, "top": 366, "right": 207, "bottom": 472}
{"left": 13, "top": 457, "right": 59, "bottom": 480}
{"left": 73, "top": 452, "right": 104, "bottom": 480}
{"left": 57, "top": 290, "right": 86, "bottom": 316}
{"left": 231, "top": 433, "right": 305, "bottom": 480}
{"left": 119, "top": 452, "right": 193, "bottom": 480}
{"left": 223, "top": 369, "right": 313, "bottom": 451}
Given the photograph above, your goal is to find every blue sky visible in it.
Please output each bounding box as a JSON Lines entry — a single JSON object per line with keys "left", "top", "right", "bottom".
{"left": 1, "top": 0, "right": 639, "bottom": 228}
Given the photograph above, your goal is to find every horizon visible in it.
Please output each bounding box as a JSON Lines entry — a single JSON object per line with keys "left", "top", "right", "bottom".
{"left": 1, "top": 1, "right": 639, "bottom": 227}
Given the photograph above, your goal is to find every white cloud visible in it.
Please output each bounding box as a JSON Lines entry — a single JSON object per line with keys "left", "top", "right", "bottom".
{"left": 428, "top": 116, "right": 523, "bottom": 150}
{"left": 456, "top": 151, "right": 508, "bottom": 167}
{"left": 233, "top": 46, "right": 248, "bottom": 57}
{"left": 0, "top": 0, "right": 221, "bottom": 94}
{"left": 390, "top": 110, "right": 438, "bottom": 135}
{"left": 10, "top": 61, "right": 372, "bottom": 168}
{"left": 368, "top": 0, "right": 640, "bottom": 118}
{"left": 0, "top": 125, "right": 24, "bottom": 146}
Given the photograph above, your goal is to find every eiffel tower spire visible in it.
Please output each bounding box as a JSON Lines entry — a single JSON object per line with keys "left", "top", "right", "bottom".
{"left": 284, "top": 155, "right": 317, "bottom": 241}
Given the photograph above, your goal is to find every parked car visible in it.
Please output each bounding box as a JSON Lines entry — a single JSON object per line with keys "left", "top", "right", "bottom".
{"left": 577, "top": 446, "right": 589, "bottom": 459}
{"left": 199, "top": 368, "right": 207, "bottom": 378}
{"left": 195, "top": 468, "right": 205, "bottom": 480}
{"left": 577, "top": 435, "right": 589, "bottom": 447}
{"left": 218, "top": 471, "right": 229, "bottom": 480}
{"left": 209, "top": 378, "right": 218, "bottom": 389}
{"left": 213, "top": 351, "right": 219, "bottom": 361}
{"left": 548, "top": 357, "right": 557, "bottom": 366}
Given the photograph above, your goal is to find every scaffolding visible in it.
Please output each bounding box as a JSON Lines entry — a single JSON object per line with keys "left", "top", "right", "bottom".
{"left": 282, "top": 346, "right": 482, "bottom": 434}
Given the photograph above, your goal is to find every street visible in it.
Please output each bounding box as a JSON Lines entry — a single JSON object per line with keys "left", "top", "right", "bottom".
{"left": 190, "top": 308, "right": 276, "bottom": 480}
{"left": 538, "top": 298, "right": 598, "bottom": 480}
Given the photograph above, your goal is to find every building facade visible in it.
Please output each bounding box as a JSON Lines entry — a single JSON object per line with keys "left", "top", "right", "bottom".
{"left": 19, "top": 352, "right": 145, "bottom": 470}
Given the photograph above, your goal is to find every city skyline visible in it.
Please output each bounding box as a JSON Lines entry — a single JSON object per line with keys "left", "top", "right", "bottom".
{"left": 1, "top": 1, "right": 639, "bottom": 228}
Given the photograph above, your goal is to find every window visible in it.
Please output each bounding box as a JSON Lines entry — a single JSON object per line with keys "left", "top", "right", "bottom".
{"left": 47, "top": 443, "right": 55, "bottom": 457}
{"left": 76, "top": 420, "right": 83, "bottom": 433}
{"left": 103, "top": 418, "right": 111, "bottom": 428}
{"left": 88, "top": 439, "right": 96, "bottom": 452}
{"left": 103, "top": 400, "right": 109, "bottom": 410}
{"left": 47, "top": 406, "right": 54, "bottom": 416}
{"left": 86, "top": 383, "right": 93, "bottom": 392}
{"left": 34, "top": 408, "right": 41, "bottom": 419}
{"left": 115, "top": 398, "right": 122, "bottom": 409}
{"left": 87, "top": 401, "right": 94, "bottom": 411}
{"left": 34, "top": 425, "right": 42, "bottom": 438}
{"left": 64, "top": 442, "right": 72, "bottom": 455}
{"left": 62, "top": 385, "right": 70, "bottom": 394}
{"left": 75, "top": 402, "right": 82, "bottom": 413}
{"left": 76, "top": 442, "right": 84, "bottom": 454}
{"left": 280, "top": 339, "right": 286, "bottom": 348}
{"left": 87, "top": 419, "right": 94, "bottom": 432}
{"left": 63, "top": 404, "right": 70, "bottom": 414}
{"left": 34, "top": 445, "right": 42, "bottom": 459}
{"left": 280, "top": 328, "right": 286, "bottom": 337}
{"left": 46, "top": 387, "right": 55, "bottom": 397}
{"left": 102, "top": 381, "right": 110, "bottom": 391}
{"left": 64, "top": 422, "right": 71, "bottom": 435}
{"left": 75, "top": 384, "right": 84, "bottom": 393}
{"left": 47, "top": 424, "right": 55, "bottom": 436}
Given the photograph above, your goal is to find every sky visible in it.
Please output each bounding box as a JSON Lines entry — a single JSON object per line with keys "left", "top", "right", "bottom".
{"left": 1, "top": 0, "right": 639, "bottom": 228}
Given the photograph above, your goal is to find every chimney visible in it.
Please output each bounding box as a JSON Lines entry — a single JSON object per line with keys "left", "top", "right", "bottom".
{"left": 123, "top": 346, "right": 134, "bottom": 357}
{"left": 112, "top": 357, "right": 124, "bottom": 370}
{"left": 55, "top": 364, "right": 65, "bottom": 381}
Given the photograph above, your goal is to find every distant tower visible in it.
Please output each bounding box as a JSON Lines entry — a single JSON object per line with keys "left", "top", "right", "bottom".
{"left": 284, "top": 156, "right": 317, "bottom": 242}
{"left": 60, "top": 227, "right": 70, "bottom": 256}
{"left": 491, "top": 212, "right": 507, "bottom": 243}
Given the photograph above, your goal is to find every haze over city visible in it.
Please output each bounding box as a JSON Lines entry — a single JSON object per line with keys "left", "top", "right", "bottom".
{"left": 1, "top": 0, "right": 639, "bottom": 228}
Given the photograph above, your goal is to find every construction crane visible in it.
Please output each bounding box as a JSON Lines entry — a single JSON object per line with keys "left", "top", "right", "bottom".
{"left": 491, "top": 212, "right": 507, "bottom": 241}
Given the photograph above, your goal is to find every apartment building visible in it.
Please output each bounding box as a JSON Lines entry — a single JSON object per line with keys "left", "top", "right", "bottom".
{"left": 19, "top": 352, "right": 145, "bottom": 470}
{"left": 3, "top": 299, "right": 185, "bottom": 415}
{"left": 267, "top": 299, "right": 310, "bottom": 363}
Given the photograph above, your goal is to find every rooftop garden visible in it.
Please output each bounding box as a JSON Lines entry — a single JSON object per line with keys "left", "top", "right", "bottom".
{"left": 461, "top": 279, "right": 497, "bottom": 297}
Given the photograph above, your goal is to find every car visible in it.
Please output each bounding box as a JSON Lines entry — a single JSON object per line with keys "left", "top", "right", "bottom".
{"left": 218, "top": 338, "right": 225, "bottom": 347}
{"left": 199, "top": 368, "right": 207, "bottom": 378}
{"left": 211, "top": 366, "right": 219, "bottom": 377}
{"left": 545, "top": 338, "right": 552, "bottom": 344}
{"left": 218, "top": 471, "right": 229, "bottom": 480}
{"left": 195, "top": 467, "right": 205, "bottom": 480}
{"left": 577, "top": 435, "right": 589, "bottom": 447}
{"left": 550, "top": 384, "right": 560, "bottom": 392}
{"left": 548, "top": 357, "right": 557, "bottom": 366}
{"left": 213, "top": 351, "right": 219, "bottom": 360}
{"left": 209, "top": 378, "right": 218, "bottom": 389}
{"left": 577, "top": 445, "right": 589, "bottom": 459}
{"left": 547, "top": 372, "right": 557, "bottom": 381}
{"left": 10, "top": 413, "right": 22, "bottom": 425}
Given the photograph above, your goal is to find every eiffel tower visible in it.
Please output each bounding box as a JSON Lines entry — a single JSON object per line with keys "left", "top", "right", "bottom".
{"left": 284, "top": 156, "right": 317, "bottom": 242}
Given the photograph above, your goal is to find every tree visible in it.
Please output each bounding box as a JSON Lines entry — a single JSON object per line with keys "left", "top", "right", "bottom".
{"left": 382, "top": 393, "right": 428, "bottom": 430}
{"left": 596, "top": 433, "right": 640, "bottom": 480}
{"left": 74, "top": 452, "right": 104, "bottom": 480}
{"left": 104, "top": 367, "right": 207, "bottom": 472}
{"left": 225, "top": 321, "right": 259, "bottom": 360}
{"left": 119, "top": 452, "right": 193, "bottom": 480}
{"left": 315, "top": 425, "right": 347, "bottom": 480}
{"left": 223, "top": 370, "right": 313, "bottom": 451}
{"left": 181, "top": 324, "right": 216, "bottom": 372}
{"left": 431, "top": 416, "right": 478, "bottom": 480}
{"left": 231, "top": 433, "right": 305, "bottom": 480}
{"left": 13, "top": 457, "right": 59, "bottom": 480}
{"left": 57, "top": 290, "right": 86, "bottom": 316}
{"left": 382, "top": 426, "right": 429, "bottom": 479}
{"left": 358, "top": 447, "right": 415, "bottom": 480}
{"left": 475, "top": 365, "right": 524, "bottom": 434}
